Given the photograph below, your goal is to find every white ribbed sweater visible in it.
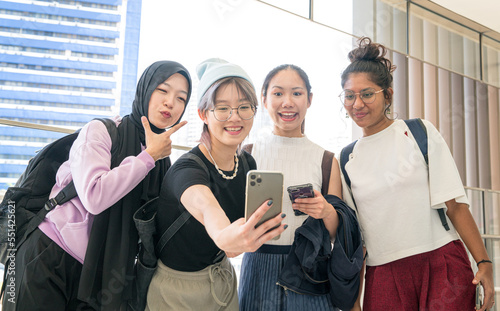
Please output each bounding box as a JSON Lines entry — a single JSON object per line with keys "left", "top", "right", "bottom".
{"left": 252, "top": 133, "right": 325, "bottom": 245}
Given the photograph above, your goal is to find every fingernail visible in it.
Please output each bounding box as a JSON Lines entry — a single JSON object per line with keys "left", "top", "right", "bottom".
{"left": 281, "top": 213, "right": 286, "bottom": 218}
{"left": 284, "top": 225, "right": 288, "bottom": 230}
{"left": 267, "top": 200, "right": 273, "bottom": 206}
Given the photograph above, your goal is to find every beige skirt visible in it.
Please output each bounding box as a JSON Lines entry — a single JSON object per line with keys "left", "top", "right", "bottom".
{"left": 145, "top": 257, "right": 238, "bottom": 311}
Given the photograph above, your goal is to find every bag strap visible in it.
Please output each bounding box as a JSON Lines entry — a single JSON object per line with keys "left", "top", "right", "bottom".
{"left": 340, "top": 140, "right": 357, "bottom": 191}
{"left": 18, "top": 118, "right": 120, "bottom": 251}
{"left": 404, "top": 118, "right": 450, "bottom": 231}
{"left": 404, "top": 119, "right": 428, "bottom": 164}
{"left": 155, "top": 153, "right": 208, "bottom": 255}
{"left": 321, "top": 150, "right": 334, "bottom": 196}
{"left": 154, "top": 209, "right": 191, "bottom": 255}
{"left": 45, "top": 118, "right": 118, "bottom": 212}
{"left": 49, "top": 118, "right": 118, "bottom": 209}
{"left": 340, "top": 120, "right": 449, "bottom": 230}
{"left": 154, "top": 150, "right": 251, "bottom": 257}
{"left": 340, "top": 120, "right": 429, "bottom": 191}
{"left": 0, "top": 118, "right": 120, "bottom": 297}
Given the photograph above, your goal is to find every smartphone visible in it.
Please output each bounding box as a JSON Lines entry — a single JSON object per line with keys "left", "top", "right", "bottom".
{"left": 476, "top": 282, "right": 483, "bottom": 310}
{"left": 245, "top": 170, "right": 284, "bottom": 229}
{"left": 287, "top": 183, "right": 314, "bottom": 216}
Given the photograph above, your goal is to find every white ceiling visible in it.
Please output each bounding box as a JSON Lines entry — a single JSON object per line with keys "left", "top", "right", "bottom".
{"left": 431, "top": 0, "right": 500, "bottom": 34}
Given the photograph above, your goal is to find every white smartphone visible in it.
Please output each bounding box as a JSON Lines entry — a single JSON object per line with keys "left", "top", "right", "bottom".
{"left": 244, "top": 170, "right": 284, "bottom": 229}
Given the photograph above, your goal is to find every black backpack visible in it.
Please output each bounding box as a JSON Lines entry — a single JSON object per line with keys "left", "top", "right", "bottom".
{"left": 0, "top": 118, "right": 118, "bottom": 266}
{"left": 339, "top": 118, "right": 450, "bottom": 231}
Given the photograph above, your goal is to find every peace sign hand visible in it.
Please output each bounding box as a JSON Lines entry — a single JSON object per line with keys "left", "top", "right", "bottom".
{"left": 142, "top": 116, "right": 187, "bottom": 161}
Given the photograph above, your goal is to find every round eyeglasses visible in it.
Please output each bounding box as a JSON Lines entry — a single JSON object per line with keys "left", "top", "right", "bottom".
{"left": 210, "top": 104, "right": 256, "bottom": 122}
{"left": 338, "top": 88, "right": 385, "bottom": 106}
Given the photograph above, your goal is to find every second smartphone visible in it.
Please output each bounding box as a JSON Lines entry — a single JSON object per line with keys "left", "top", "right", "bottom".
{"left": 287, "top": 183, "right": 314, "bottom": 216}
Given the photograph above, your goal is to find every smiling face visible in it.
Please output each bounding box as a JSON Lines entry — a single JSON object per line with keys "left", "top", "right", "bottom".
{"left": 343, "top": 72, "right": 393, "bottom": 136}
{"left": 202, "top": 82, "right": 254, "bottom": 150}
{"left": 263, "top": 69, "right": 311, "bottom": 137}
{"left": 147, "top": 73, "right": 189, "bottom": 129}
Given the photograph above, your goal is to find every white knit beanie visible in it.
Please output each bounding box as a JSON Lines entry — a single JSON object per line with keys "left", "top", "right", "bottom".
{"left": 196, "top": 58, "right": 254, "bottom": 104}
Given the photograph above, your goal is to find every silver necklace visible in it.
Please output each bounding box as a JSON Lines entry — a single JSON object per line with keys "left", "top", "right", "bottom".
{"left": 203, "top": 144, "right": 239, "bottom": 180}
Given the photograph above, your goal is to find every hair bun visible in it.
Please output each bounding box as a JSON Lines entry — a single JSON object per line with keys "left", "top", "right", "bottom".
{"left": 348, "top": 37, "right": 396, "bottom": 73}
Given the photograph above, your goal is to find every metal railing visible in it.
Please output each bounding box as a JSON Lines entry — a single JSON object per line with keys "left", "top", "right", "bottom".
{"left": 1, "top": 118, "right": 500, "bottom": 309}
{"left": 0, "top": 118, "right": 191, "bottom": 151}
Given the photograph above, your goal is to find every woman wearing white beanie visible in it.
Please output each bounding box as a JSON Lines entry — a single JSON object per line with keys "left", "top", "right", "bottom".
{"left": 145, "top": 58, "right": 288, "bottom": 311}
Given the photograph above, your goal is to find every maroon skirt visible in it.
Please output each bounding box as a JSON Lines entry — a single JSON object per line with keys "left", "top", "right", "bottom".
{"left": 364, "top": 240, "right": 475, "bottom": 311}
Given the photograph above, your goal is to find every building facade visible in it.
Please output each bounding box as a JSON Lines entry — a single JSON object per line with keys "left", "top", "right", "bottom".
{"left": 0, "top": 0, "right": 142, "bottom": 189}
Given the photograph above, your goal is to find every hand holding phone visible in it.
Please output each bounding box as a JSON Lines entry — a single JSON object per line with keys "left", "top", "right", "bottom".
{"left": 476, "top": 282, "right": 484, "bottom": 310}
{"left": 287, "top": 183, "right": 314, "bottom": 216}
{"left": 245, "top": 170, "right": 283, "bottom": 228}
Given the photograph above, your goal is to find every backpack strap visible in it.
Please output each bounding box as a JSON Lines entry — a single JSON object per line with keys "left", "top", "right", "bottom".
{"left": 45, "top": 183, "right": 78, "bottom": 211}
{"left": 404, "top": 118, "right": 450, "bottom": 231}
{"left": 95, "top": 118, "right": 119, "bottom": 156}
{"left": 18, "top": 118, "right": 120, "bottom": 250}
{"left": 404, "top": 119, "right": 428, "bottom": 164}
{"left": 321, "top": 150, "right": 334, "bottom": 196}
{"left": 1, "top": 118, "right": 119, "bottom": 297}
{"left": 340, "top": 121, "right": 428, "bottom": 191}
{"left": 45, "top": 118, "right": 119, "bottom": 211}
{"left": 340, "top": 140, "right": 357, "bottom": 191}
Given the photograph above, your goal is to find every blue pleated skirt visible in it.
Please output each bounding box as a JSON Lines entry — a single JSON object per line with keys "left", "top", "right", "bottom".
{"left": 238, "top": 246, "right": 337, "bottom": 311}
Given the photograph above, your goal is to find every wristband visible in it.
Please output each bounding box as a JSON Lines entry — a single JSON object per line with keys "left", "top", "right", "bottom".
{"left": 477, "top": 259, "right": 492, "bottom": 266}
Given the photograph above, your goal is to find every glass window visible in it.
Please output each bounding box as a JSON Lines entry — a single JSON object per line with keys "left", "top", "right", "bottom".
{"left": 351, "top": 0, "right": 407, "bottom": 54}
{"left": 259, "top": 0, "right": 310, "bottom": 18}
{"left": 409, "top": 4, "right": 480, "bottom": 79}
{"left": 313, "top": 0, "right": 353, "bottom": 34}
{"left": 139, "top": 0, "right": 354, "bottom": 154}
{"left": 483, "top": 36, "right": 500, "bottom": 87}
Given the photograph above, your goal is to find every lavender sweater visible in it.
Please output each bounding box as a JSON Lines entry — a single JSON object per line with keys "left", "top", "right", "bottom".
{"left": 38, "top": 117, "right": 156, "bottom": 263}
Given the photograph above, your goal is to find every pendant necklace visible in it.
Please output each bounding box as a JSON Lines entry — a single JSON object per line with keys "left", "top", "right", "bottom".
{"left": 203, "top": 143, "right": 239, "bottom": 180}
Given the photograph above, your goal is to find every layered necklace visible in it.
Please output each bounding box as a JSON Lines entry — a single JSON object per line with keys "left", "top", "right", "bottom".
{"left": 203, "top": 143, "right": 239, "bottom": 180}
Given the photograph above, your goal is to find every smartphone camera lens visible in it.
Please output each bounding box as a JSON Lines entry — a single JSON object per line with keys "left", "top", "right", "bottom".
{"left": 250, "top": 181, "right": 256, "bottom": 186}
{"left": 256, "top": 178, "right": 262, "bottom": 183}
{"left": 250, "top": 175, "right": 256, "bottom": 180}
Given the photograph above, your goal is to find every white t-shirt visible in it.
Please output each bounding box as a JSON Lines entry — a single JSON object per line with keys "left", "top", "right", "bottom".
{"left": 341, "top": 119, "right": 468, "bottom": 266}
{"left": 252, "top": 133, "right": 325, "bottom": 245}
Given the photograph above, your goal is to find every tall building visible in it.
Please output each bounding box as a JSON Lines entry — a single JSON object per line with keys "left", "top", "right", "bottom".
{"left": 0, "top": 0, "right": 142, "bottom": 189}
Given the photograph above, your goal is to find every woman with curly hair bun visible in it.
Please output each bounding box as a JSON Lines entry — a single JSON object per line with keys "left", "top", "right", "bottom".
{"left": 340, "top": 37, "right": 494, "bottom": 311}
